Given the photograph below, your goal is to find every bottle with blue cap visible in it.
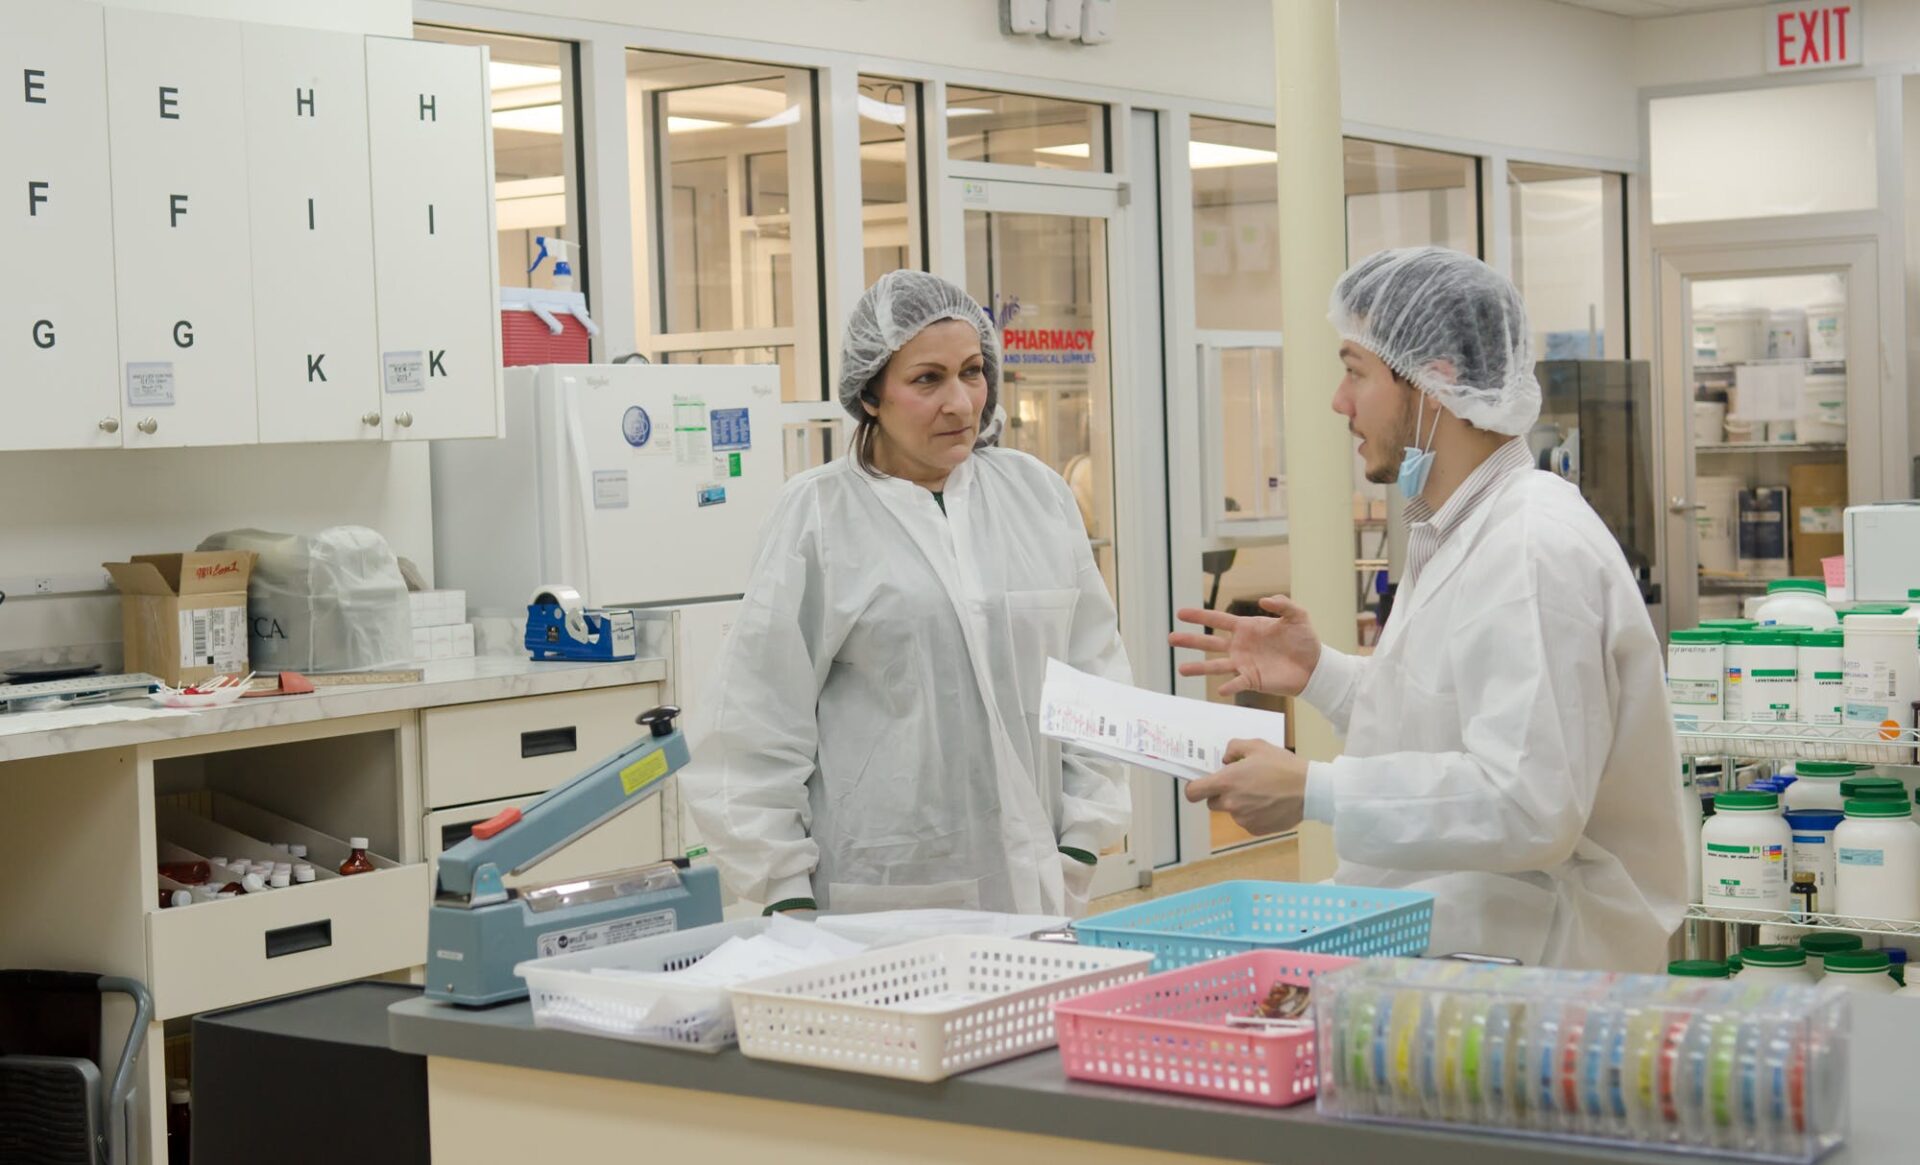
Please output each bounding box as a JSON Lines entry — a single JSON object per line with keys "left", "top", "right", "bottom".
{"left": 529, "top": 235, "right": 577, "bottom": 292}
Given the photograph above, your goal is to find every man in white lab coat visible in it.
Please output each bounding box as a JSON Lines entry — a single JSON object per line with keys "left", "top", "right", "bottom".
{"left": 1171, "top": 247, "right": 1691, "bottom": 971}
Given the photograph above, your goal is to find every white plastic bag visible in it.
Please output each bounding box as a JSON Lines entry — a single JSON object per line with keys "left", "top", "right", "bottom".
{"left": 198, "top": 527, "right": 411, "bottom": 673}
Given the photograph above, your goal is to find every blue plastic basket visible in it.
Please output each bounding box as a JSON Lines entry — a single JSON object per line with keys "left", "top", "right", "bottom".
{"left": 1073, "top": 881, "right": 1433, "bottom": 971}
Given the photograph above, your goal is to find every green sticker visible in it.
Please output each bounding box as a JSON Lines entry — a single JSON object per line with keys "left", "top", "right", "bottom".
{"left": 729, "top": 452, "right": 742, "bottom": 477}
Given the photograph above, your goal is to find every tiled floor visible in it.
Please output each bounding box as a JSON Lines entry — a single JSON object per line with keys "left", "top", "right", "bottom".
{"left": 1091, "top": 835, "right": 1300, "bottom": 911}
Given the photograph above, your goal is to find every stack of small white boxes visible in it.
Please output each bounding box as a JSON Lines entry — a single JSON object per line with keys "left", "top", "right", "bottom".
{"left": 410, "top": 590, "right": 476, "bottom": 663}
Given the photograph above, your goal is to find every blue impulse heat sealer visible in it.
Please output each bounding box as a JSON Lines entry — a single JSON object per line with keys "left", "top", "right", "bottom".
{"left": 526, "top": 585, "right": 637, "bottom": 662}
{"left": 425, "top": 705, "right": 721, "bottom": 1006}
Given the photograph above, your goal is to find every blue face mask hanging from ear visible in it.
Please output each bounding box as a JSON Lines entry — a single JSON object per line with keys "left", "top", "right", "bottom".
{"left": 1397, "top": 392, "right": 1443, "bottom": 500}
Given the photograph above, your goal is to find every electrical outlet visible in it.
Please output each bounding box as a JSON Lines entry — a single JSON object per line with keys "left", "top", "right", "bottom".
{"left": 1002, "top": 0, "right": 1045, "bottom": 35}
{"left": 32, "top": 578, "right": 54, "bottom": 594}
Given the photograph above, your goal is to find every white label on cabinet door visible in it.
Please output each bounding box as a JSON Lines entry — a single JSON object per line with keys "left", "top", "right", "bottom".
{"left": 535, "top": 908, "right": 676, "bottom": 957}
{"left": 1800, "top": 506, "right": 1843, "bottom": 534}
{"left": 592, "top": 470, "right": 629, "bottom": 510}
{"left": 383, "top": 350, "right": 425, "bottom": 393}
{"left": 127, "top": 362, "right": 176, "bottom": 407}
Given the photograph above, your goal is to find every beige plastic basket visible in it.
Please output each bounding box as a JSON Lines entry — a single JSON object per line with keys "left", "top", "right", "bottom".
{"left": 729, "top": 935, "right": 1152, "bottom": 1082}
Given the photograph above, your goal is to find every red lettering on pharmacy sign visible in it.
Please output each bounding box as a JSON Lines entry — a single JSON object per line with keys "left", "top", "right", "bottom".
{"left": 1767, "top": 3, "right": 1860, "bottom": 73}
{"left": 1001, "top": 328, "right": 1099, "bottom": 366}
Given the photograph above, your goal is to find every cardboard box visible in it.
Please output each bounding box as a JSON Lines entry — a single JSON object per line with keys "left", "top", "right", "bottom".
{"left": 104, "top": 551, "right": 256, "bottom": 685}
{"left": 1789, "top": 462, "right": 1846, "bottom": 576}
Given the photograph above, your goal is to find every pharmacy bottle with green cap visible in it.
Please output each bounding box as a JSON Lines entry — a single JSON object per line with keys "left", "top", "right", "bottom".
{"left": 1799, "top": 932, "right": 1864, "bottom": 977}
{"left": 1822, "top": 949, "right": 1900, "bottom": 995}
{"left": 1666, "top": 959, "right": 1730, "bottom": 979}
{"left": 1754, "top": 578, "right": 1838, "bottom": 628}
{"left": 1701, "top": 790, "right": 1791, "bottom": 919}
{"left": 1785, "top": 762, "right": 1868, "bottom": 812}
{"left": 1839, "top": 776, "right": 1906, "bottom": 803}
{"left": 1738, "top": 944, "right": 1814, "bottom": 988}
{"left": 1834, "top": 798, "right": 1920, "bottom": 925}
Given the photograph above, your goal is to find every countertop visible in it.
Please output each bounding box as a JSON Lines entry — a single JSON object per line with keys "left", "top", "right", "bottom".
{"left": 0, "top": 655, "right": 667, "bottom": 764}
{"left": 389, "top": 991, "right": 1904, "bottom": 1165}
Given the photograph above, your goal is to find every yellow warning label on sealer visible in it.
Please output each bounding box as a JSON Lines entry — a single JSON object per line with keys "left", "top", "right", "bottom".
{"left": 620, "top": 750, "right": 670, "bottom": 796}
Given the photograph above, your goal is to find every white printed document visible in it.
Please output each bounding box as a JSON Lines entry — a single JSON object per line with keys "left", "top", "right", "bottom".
{"left": 1039, "top": 658, "right": 1288, "bottom": 782}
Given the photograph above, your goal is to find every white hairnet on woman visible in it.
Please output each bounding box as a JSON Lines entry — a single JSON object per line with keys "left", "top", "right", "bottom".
{"left": 1329, "top": 245, "right": 1541, "bottom": 436}
{"left": 682, "top": 270, "right": 1131, "bottom": 917}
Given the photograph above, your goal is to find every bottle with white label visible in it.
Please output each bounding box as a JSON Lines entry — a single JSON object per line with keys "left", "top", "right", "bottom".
{"left": 1726, "top": 627, "right": 1804, "bottom": 723}
{"left": 1797, "top": 628, "right": 1846, "bottom": 727}
{"left": 1842, "top": 613, "right": 1920, "bottom": 760}
{"left": 1821, "top": 949, "right": 1900, "bottom": 995}
{"left": 1702, "top": 790, "right": 1792, "bottom": 920}
{"left": 1834, "top": 797, "right": 1920, "bottom": 925}
{"left": 1668, "top": 628, "right": 1725, "bottom": 724}
{"left": 1737, "top": 944, "right": 1815, "bottom": 988}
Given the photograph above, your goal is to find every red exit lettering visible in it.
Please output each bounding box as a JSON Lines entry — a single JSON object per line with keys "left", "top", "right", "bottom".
{"left": 1772, "top": 4, "right": 1857, "bottom": 72}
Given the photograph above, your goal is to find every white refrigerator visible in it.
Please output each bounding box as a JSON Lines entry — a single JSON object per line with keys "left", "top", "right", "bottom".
{"left": 430, "top": 363, "right": 783, "bottom": 617}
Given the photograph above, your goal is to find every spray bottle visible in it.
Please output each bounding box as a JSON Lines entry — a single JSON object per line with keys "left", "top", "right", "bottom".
{"left": 528, "top": 235, "right": 578, "bottom": 292}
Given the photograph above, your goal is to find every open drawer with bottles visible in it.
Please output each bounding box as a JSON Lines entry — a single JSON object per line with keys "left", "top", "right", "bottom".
{"left": 142, "top": 718, "right": 427, "bottom": 1020}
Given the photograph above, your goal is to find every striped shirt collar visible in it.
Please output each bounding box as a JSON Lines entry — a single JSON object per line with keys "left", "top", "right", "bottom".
{"left": 1403, "top": 437, "right": 1535, "bottom": 590}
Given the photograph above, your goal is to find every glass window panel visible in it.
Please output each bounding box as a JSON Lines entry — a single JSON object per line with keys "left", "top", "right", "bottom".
{"left": 628, "top": 50, "right": 810, "bottom": 337}
{"left": 1191, "top": 118, "right": 1279, "bottom": 332}
{"left": 417, "top": 25, "right": 576, "bottom": 293}
{"left": 860, "top": 75, "right": 920, "bottom": 286}
{"left": 783, "top": 419, "right": 842, "bottom": 478}
{"left": 1510, "top": 162, "right": 1626, "bottom": 360}
{"left": 1343, "top": 138, "right": 1480, "bottom": 262}
{"left": 660, "top": 345, "right": 798, "bottom": 402}
{"left": 1650, "top": 81, "right": 1876, "bottom": 225}
{"left": 947, "top": 87, "right": 1105, "bottom": 171}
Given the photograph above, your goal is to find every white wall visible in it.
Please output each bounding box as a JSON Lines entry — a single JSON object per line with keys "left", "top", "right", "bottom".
{"left": 0, "top": 0, "right": 426, "bottom": 668}
{"left": 1341, "top": 0, "right": 1638, "bottom": 162}
{"left": 1637, "top": 0, "right": 1920, "bottom": 89}
{"left": 457, "top": 0, "right": 1639, "bottom": 161}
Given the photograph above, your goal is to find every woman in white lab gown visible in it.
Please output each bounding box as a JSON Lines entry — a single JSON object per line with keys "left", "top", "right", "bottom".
{"left": 681, "top": 271, "right": 1132, "bottom": 917}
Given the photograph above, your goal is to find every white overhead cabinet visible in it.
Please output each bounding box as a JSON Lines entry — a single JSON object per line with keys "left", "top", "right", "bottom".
{"left": 0, "top": 2, "right": 121, "bottom": 451}
{"left": 366, "top": 37, "right": 503, "bottom": 442}
{"left": 104, "top": 9, "right": 259, "bottom": 448}
{"left": 244, "top": 25, "right": 382, "bottom": 444}
{"left": 0, "top": 9, "right": 500, "bottom": 450}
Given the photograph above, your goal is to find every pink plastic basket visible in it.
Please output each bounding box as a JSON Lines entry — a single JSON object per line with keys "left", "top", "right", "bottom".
{"left": 1053, "top": 949, "right": 1357, "bottom": 1107}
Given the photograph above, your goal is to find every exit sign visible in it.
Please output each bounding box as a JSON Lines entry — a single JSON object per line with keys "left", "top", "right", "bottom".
{"left": 1767, "top": 3, "right": 1861, "bottom": 73}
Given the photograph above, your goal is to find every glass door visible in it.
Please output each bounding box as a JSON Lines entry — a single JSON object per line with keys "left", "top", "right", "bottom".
{"left": 1657, "top": 241, "right": 1890, "bottom": 632}
{"left": 943, "top": 176, "right": 1138, "bottom": 896}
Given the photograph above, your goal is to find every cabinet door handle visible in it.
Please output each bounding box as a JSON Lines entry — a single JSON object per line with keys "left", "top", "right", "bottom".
{"left": 362, "top": 411, "right": 382, "bottom": 427}
{"left": 98, "top": 417, "right": 120, "bottom": 434}
{"left": 394, "top": 411, "right": 414, "bottom": 428}
{"left": 136, "top": 417, "right": 158, "bottom": 435}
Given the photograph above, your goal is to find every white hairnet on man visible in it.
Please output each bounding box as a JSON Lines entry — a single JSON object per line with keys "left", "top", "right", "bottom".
{"left": 683, "top": 269, "right": 1130, "bottom": 918}
{"left": 1172, "top": 246, "right": 1691, "bottom": 971}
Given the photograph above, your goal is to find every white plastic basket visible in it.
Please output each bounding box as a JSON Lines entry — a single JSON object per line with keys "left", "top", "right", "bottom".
{"left": 729, "top": 935, "right": 1153, "bottom": 1082}
{"left": 515, "top": 918, "right": 770, "bottom": 1052}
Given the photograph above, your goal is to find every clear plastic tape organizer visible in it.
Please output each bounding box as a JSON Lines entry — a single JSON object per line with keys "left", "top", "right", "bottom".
{"left": 730, "top": 935, "right": 1154, "bottom": 1083}
{"left": 516, "top": 918, "right": 772, "bottom": 1052}
{"left": 1313, "top": 959, "right": 1849, "bottom": 1163}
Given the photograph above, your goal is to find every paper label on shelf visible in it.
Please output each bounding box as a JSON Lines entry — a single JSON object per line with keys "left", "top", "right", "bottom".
{"left": 126, "top": 362, "right": 176, "bottom": 407}
{"left": 592, "top": 470, "right": 629, "bottom": 510}
{"left": 382, "top": 350, "right": 425, "bottom": 394}
{"left": 710, "top": 407, "right": 752, "bottom": 451}
{"left": 535, "top": 909, "right": 678, "bottom": 958}
{"left": 180, "top": 605, "right": 246, "bottom": 671}
{"left": 1799, "top": 506, "right": 1842, "bottom": 534}
{"left": 1731, "top": 362, "right": 1804, "bottom": 422}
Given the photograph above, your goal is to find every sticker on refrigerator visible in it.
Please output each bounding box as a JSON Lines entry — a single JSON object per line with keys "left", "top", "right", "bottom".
{"left": 711, "top": 453, "right": 743, "bottom": 480}
{"left": 674, "top": 396, "right": 710, "bottom": 464}
{"left": 382, "top": 351, "right": 425, "bottom": 394}
{"left": 126, "top": 362, "right": 176, "bottom": 408}
{"left": 697, "top": 485, "right": 727, "bottom": 507}
{"left": 1799, "top": 506, "right": 1842, "bottom": 535}
{"left": 711, "top": 407, "right": 752, "bottom": 451}
{"left": 622, "top": 405, "right": 653, "bottom": 449}
{"left": 593, "top": 470, "right": 630, "bottom": 510}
